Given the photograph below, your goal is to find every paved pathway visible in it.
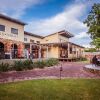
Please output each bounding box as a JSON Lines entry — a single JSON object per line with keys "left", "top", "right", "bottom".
{"left": 0, "top": 62, "right": 100, "bottom": 83}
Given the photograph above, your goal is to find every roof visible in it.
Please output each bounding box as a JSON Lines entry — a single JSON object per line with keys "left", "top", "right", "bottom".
{"left": 68, "top": 42, "right": 84, "bottom": 48}
{"left": 44, "top": 30, "right": 74, "bottom": 38}
{"left": 41, "top": 42, "right": 84, "bottom": 48}
{"left": 0, "top": 13, "right": 27, "bottom": 25}
{"left": 24, "top": 31, "right": 44, "bottom": 39}
{"left": 58, "top": 30, "right": 74, "bottom": 38}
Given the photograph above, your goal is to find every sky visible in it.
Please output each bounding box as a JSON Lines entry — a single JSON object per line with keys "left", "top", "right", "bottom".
{"left": 0, "top": 0, "right": 100, "bottom": 48}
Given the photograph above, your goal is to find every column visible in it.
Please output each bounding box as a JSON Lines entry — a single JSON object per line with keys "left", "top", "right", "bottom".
{"left": 30, "top": 43, "right": 32, "bottom": 54}
{"left": 18, "top": 43, "right": 24, "bottom": 58}
{"left": 30, "top": 43, "right": 32, "bottom": 59}
{"left": 72, "top": 45, "right": 74, "bottom": 58}
{"left": 5, "top": 42, "right": 12, "bottom": 59}
{"left": 46, "top": 46, "right": 48, "bottom": 59}
{"left": 67, "top": 42, "right": 70, "bottom": 58}
{"left": 38, "top": 45, "right": 41, "bottom": 60}
{"left": 9, "top": 43, "right": 12, "bottom": 59}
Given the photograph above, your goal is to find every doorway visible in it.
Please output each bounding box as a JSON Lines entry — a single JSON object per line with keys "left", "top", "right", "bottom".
{"left": 11, "top": 44, "right": 18, "bottom": 59}
{"left": 0, "top": 42, "right": 5, "bottom": 59}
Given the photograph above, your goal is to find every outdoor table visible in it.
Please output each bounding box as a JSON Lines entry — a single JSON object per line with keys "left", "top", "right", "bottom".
{"left": 98, "top": 59, "right": 100, "bottom": 62}
{"left": 98, "top": 59, "right": 100, "bottom": 61}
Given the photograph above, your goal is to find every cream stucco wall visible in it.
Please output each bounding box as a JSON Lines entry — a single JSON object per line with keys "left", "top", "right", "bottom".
{"left": 41, "top": 33, "right": 69, "bottom": 44}
{"left": 68, "top": 45, "right": 84, "bottom": 58}
{"left": 41, "top": 47, "right": 59, "bottom": 59}
{"left": 58, "top": 34, "right": 69, "bottom": 42}
{"left": 48, "top": 47, "right": 59, "bottom": 58}
{"left": 0, "top": 18, "right": 24, "bottom": 42}
{"left": 41, "top": 33, "right": 59, "bottom": 43}
{"left": 24, "top": 34, "right": 42, "bottom": 43}
{"left": 41, "top": 33, "right": 69, "bottom": 58}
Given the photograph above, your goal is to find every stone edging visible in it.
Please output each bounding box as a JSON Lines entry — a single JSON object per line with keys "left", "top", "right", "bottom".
{"left": 83, "top": 65, "right": 100, "bottom": 75}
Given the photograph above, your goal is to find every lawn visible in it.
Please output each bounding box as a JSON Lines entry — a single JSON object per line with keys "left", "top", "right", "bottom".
{"left": 0, "top": 79, "right": 100, "bottom": 100}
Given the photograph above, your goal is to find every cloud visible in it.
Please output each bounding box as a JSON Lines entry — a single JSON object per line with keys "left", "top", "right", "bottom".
{"left": 82, "top": 44, "right": 95, "bottom": 48}
{"left": 25, "top": 2, "right": 92, "bottom": 48}
{"left": 0, "top": 0, "right": 45, "bottom": 18}
{"left": 25, "top": 3, "right": 87, "bottom": 36}
{"left": 75, "top": 0, "right": 100, "bottom": 4}
{"left": 70, "top": 31, "right": 91, "bottom": 48}
{"left": 82, "top": 44, "right": 91, "bottom": 48}
{"left": 74, "top": 32, "right": 89, "bottom": 39}
{"left": 0, "top": 0, "right": 92, "bottom": 48}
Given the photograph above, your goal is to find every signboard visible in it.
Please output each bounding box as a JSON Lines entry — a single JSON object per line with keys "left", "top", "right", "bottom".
{"left": 0, "top": 31, "right": 18, "bottom": 38}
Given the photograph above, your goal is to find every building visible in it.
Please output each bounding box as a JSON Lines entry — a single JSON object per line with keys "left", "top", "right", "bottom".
{"left": 24, "top": 30, "right": 84, "bottom": 59}
{"left": 0, "top": 14, "right": 84, "bottom": 60}
{"left": 0, "top": 14, "right": 26, "bottom": 59}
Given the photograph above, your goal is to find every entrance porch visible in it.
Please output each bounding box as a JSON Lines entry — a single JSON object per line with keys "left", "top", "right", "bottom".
{"left": 41, "top": 42, "right": 84, "bottom": 60}
{"left": 0, "top": 38, "right": 24, "bottom": 59}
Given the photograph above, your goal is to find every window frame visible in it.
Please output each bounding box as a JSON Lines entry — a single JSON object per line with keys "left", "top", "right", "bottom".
{"left": 0, "top": 24, "right": 5, "bottom": 32}
{"left": 70, "top": 46, "right": 72, "bottom": 54}
{"left": 30, "top": 39, "right": 34, "bottom": 43}
{"left": 24, "top": 37, "right": 27, "bottom": 41}
{"left": 11, "top": 28, "right": 18, "bottom": 34}
{"left": 36, "top": 41, "right": 40, "bottom": 44}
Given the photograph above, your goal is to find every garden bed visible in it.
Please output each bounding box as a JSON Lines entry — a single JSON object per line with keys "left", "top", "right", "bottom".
{"left": 0, "top": 58, "right": 59, "bottom": 72}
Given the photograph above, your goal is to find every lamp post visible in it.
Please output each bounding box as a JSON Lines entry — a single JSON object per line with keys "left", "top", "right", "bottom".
{"left": 59, "top": 41, "right": 63, "bottom": 80}
{"left": 60, "top": 64, "right": 63, "bottom": 80}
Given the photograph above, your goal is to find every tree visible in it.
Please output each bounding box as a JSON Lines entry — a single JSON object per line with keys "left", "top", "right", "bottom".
{"left": 84, "top": 3, "right": 100, "bottom": 50}
{"left": 91, "top": 38, "right": 100, "bottom": 50}
{"left": 84, "top": 3, "right": 100, "bottom": 39}
{"left": 85, "top": 48, "right": 97, "bottom": 52}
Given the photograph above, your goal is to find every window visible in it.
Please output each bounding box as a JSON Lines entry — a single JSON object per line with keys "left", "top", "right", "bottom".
{"left": 0, "top": 25, "right": 5, "bottom": 31}
{"left": 11, "top": 28, "right": 18, "bottom": 34}
{"left": 24, "top": 38, "right": 27, "bottom": 41}
{"left": 70, "top": 47, "right": 72, "bottom": 54}
{"left": 36, "top": 41, "right": 40, "bottom": 44}
{"left": 30, "top": 39, "right": 34, "bottom": 43}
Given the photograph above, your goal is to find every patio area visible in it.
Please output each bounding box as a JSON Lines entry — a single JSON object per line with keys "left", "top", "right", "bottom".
{"left": 0, "top": 61, "right": 100, "bottom": 83}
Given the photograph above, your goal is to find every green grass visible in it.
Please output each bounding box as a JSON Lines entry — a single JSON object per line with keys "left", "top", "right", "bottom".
{"left": 0, "top": 79, "right": 100, "bottom": 100}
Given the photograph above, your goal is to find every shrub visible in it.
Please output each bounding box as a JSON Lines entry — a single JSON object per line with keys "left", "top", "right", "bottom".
{"left": 33, "top": 60, "right": 45, "bottom": 69}
{"left": 12, "top": 58, "right": 59, "bottom": 71}
{"left": 46, "top": 58, "right": 59, "bottom": 67}
{"left": 32, "top": 58, "right": 59, "bottom": 68}
{"left": 0, "top": 63, "right": 9, "bottom": 72}
{"left": 13, "top": 60, "right": 24, "bottom": 71}
{"left": 23, "top": 60, "right": 33, "bottom": 70}
{"left": 80, "top": 57, "right": 87, "bottom": 61}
